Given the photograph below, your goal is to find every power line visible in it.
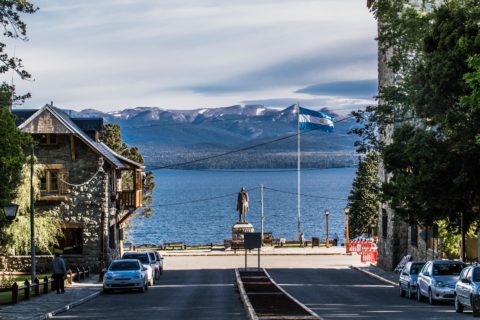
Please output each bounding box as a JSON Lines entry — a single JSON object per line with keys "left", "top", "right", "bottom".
{"left": 146, "top": 167, "right": 355, "bottom": 173}
{"left": 150, "top": 187, "right": 259, "bottom": 208}
{"left": 148, "top": 115, "right": 355, "bottom": 170}
{"left": 263, "top": 186, "right": 348, "bottom": 201}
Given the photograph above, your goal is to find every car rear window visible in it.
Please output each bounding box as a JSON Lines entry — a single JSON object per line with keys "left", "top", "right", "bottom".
{"left": 123, "top": 254, "right": 149, "bottom": 264}
{"left": 473, "top": 268, "right": 480, "bottom": 282}
{"left": 410, "top": 263, "right": 424, "bottom": 275}
{"left": 148, "top": 252, "right": 155, "bottom": 261}
{"left": 109, "top": 261, "right": 140, "bottom": 271}
{"left": 433, "top": 263, "right": 464, "bottom": 276}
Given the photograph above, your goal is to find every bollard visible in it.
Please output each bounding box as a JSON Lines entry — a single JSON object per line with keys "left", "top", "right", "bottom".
{"left": 86, "top": 266, "right": 90, "bottom": 278}
{"left": 34, "top": 277, "right": 40, "bottom": 296}
{"left": 43, "top": 276, "right": 49, "bottom": 294}
{"left": 76, "top": 267, "right": 81, "bottom": 281}
{"left": 24, "top": 280, "right": 30, "bottom": 300}
{"left": 12, "top": 282, "right": 18, "bottom": 304}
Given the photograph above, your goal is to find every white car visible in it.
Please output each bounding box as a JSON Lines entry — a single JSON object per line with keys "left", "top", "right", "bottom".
{"left": 122, "top": 252, "right": 155, "bottom": 286}
{"left": 103, "top": 259, "right": 148, "bottom": 293}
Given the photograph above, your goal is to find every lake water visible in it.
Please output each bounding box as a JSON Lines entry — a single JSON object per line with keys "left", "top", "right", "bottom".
{"left": 129, "top": 167, "right": 356, "bottom": 245}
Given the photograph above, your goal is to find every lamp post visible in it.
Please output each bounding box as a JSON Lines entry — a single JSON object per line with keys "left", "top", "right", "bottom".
{"left": 325, "top": 209, "right": 329, "bottom": 248}
{"left": 0, "top": 203, "right": 19, "bottom": 226}
{"left": 344, "top": 207, "right": 350, "bottom": 253}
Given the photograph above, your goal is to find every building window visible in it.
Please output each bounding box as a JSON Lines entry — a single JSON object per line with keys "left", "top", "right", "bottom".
{"left": 382, "top": 208, "right": 388, "bottom": 239}
{"left": 40, "top": 169, "right": 60, "bottom": 193}
{"left": 38, "top": 133, "right": 58, "bottom": 145}
{"left": 40, "top": 166, "right": 68, "bottom": 195}
{"left": 410, "top": 224, "right": 418, "bottom": 247}
{"left": 57, "top": 227, "right": 83, "bottom": 254}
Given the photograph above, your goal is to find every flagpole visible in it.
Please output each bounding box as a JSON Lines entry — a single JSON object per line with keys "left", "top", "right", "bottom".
{"left": 297, "top": 104, "right": 301, "bottom": 238}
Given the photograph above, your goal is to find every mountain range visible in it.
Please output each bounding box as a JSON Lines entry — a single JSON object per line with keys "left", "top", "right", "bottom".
{"left": 70, "top": 104, "right": 361, "bottom": 169}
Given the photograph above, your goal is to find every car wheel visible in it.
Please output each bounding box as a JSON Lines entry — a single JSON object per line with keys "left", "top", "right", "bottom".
{"left": 103, "top": 287, "right": 111, "bottom": 294}
{"left": 160, "top": 267, "right": 163, "bottom": 275}
{"left": 407, "top": 285, "right": 414, "bottom": 299}
{"left": 472, "top": 296, "right": 480, "bottom": 317}
{"left": 399, "top": 284, "right": 405, "bottom": 297}
{"left": 155, "top": 269, "right": 160, "bottom": 280}
{"left": 455, "top": 295, "right": 463, "bottom": 313}
{"left": 428, "top": 289, "right": 436, "bottom": 305}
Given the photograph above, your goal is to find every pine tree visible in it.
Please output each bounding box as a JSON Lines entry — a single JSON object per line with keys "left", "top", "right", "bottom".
{"left": 348, "top": 152, "right": 380, "bottom": 237}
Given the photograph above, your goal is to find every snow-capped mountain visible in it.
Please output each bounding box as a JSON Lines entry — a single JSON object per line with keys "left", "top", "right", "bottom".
{"left": 69, "top": 104, "right": 359, "bottom": 168}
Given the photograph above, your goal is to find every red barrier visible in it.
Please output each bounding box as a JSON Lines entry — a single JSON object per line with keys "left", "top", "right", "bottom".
{"left": 347, "top": 240, "right": 375, "bottom": 254}
{"left": 361, "top": 248, "right": 378, "bottom": 263}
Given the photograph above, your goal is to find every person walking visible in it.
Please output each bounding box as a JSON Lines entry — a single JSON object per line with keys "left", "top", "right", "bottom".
{"left": 52, "top": 252, "right": 67, "bottom": 294}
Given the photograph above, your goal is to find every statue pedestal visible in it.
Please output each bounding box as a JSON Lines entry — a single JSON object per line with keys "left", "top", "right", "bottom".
{"left": 231, "top": 222, "right": 254, "bottom": 250}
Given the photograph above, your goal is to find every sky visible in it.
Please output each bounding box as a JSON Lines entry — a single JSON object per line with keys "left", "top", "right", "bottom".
{"left": 4, "top": 0, "right": 378, "bottom": 113}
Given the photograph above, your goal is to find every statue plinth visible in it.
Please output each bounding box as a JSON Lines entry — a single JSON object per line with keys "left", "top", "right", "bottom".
{"left": 231, "top": 222, "right": 254, "bottom": 250}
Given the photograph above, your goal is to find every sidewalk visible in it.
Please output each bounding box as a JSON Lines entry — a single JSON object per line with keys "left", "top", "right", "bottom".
{"left": 352, "top": 264, "right": 399, "bottom": 285}
{"left": 159, "top": 246, "right": 348, "bottom": 256}
{"left": 0, "top": 277, "right": 102, "bottom": 320}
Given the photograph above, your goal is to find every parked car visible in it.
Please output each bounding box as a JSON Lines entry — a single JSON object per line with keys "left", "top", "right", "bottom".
{"left": 103, "top": 259, "right": 148, "bottom": 293}
{"left": 122, "top": 251, "right": 155, "bottom": 286}
{"left": 399, "top": 261, "right": 425, "bottom": 299}
{"left": 455, "top": 265, "right": 480, "bottom": 316}
{"left": 417, "top": 260, "right": 465, "bottom": 304}
{"left": 154, "top": 251, "right": 164, "bottom": 276}
{"left": 146, "top": 251, "right": 163, "bottom": 279}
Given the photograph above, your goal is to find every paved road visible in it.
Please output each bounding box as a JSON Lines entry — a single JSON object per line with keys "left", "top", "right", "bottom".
{"left": 52, "top": 269, "right": 245, "bottom": 320}
{"left": 268, "top": 268, "right": 472, "bottom": 320}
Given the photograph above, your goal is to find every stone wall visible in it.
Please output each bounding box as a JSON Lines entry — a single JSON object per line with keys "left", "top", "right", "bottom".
{"left": 0, "top": 255, "right": 53, "bottom": 273}
{"left": 35, "top": 133, "right": 114, "bottom": 272}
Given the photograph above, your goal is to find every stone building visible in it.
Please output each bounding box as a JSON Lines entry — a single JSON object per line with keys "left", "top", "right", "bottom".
{"left": 13, "top": 104, "right": 144, "bottom": 271}
{"left": 369, "top": 0, "right": 441, "bottom": 270}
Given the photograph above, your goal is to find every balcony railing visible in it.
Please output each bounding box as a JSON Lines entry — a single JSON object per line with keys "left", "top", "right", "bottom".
{"left": 118, "top": 190, "right": 142, "bottom": 209}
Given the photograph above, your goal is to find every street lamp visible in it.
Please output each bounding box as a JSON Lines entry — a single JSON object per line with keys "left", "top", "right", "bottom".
{"left": 344, "top": 207, "right": 350, "bottom": 253}
{"left": 0, "top": 202, "right": 19, "bottom": 226}
{"left": 325, "top": 209, "right": 329, "bottom": 248}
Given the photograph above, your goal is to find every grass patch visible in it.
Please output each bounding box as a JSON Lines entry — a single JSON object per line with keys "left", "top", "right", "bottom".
{"left": 0, "top": 274, "right": 50, "bottom": 305}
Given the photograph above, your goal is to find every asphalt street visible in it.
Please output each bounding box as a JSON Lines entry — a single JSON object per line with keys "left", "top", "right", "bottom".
{"left": 51, "top": 269, "right": 245, "bottom": 320}
{"left": 269, "top": 268, "right": 472, "bottom": 320}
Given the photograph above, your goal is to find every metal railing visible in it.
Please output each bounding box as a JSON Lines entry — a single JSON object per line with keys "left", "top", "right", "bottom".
{"left": 0, "top": 266, "right": 90, "bottom": 304}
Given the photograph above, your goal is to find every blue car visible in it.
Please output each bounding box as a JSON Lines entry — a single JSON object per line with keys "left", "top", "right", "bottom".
{"left": 417, "top": 260, "right": 465, "bottom": 304}
{"left": 103, "top": 259, "right": 148, "bottom": 293}
{"left": 399, "top": 261, "right": 425, "bottom": 299}
{"left": 455, "top": 265, "right": 480, "bottom": 316}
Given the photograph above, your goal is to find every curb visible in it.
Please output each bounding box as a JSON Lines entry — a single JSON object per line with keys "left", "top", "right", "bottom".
{"left": 351, "top": 266, "right": 398, "bottom": 287}
{"left": 39, "top": 290, "right": 101, "bottom": 319}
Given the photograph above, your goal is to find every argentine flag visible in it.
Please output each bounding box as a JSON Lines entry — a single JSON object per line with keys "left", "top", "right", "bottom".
{"left": 298, "top": 106, "right": 334, "bottom": 132}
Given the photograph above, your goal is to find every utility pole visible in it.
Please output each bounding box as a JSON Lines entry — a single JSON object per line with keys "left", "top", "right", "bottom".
{"left": 325, "top": 209, "right": 329, "bottom": 248}
{"left": 260, "top": 184, "right": 264, "bottom": 246}
{"left": 30, "top": 145, "right": 36, "bottom": 282}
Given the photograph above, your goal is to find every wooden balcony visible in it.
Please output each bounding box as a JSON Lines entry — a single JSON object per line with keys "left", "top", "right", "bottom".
{"left": 118, "top": 190, "right": 142, "bottom": 209}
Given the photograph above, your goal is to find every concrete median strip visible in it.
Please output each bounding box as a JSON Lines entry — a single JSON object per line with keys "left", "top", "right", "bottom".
{"left": 351, "top": 266, "right": 398, "bottom": 287}
{"left": 41, "top": 290, "right": 101, "bottom": 320}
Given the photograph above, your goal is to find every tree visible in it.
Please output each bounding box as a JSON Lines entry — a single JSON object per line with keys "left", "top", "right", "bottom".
{"left": 348, "top": 152, "right": 381, "bottom": 237}
{"left": 101, "top": 123, "right": 154, "bottom": 216}
{"left": 1, "top": 161, "right": 62, "bottom": 254}
{"left": 360, "top": 0, "right": 480, "bottom": 259}
{"left": 0, "top": 102, "right": 31, "bottom": 205}
{"left": 1, "top": 1, "right": 37, "bottom": 104}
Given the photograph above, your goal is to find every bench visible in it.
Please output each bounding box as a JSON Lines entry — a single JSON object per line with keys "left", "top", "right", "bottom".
{"left": 163, "top": 242, "right": 185, "bottom": 250}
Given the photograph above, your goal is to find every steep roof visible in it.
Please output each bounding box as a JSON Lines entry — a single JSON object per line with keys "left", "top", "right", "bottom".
{"left": 17, "top": 104, "right": 142, "bottom": 170}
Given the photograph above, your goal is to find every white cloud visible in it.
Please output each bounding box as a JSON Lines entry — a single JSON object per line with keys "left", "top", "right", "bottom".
{"left": 2, "top": 0, "right": 377, "bottom": 111}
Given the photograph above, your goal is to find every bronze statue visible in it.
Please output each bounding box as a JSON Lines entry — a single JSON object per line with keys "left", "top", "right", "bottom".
{"left": 236, "top": 187, "right": 249, "bottom": 222}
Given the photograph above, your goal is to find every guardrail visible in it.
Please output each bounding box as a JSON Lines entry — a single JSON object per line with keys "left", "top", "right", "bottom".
{"left": 0, "top": 266, "right": 90, "bottom": 304}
